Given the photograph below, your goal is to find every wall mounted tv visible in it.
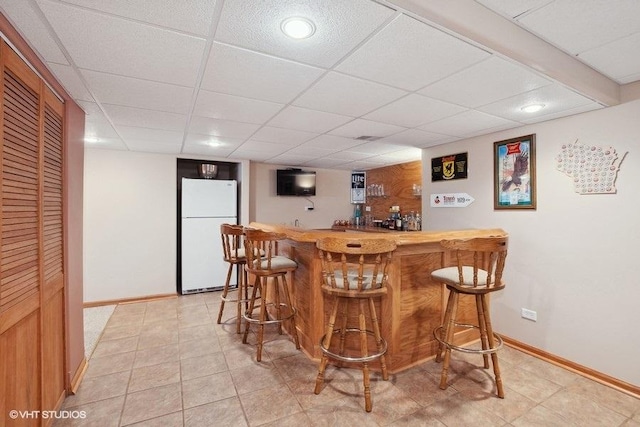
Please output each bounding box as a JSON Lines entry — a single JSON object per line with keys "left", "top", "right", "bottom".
{"left": 276, "top": 169, "right": 316, "bottom": 196}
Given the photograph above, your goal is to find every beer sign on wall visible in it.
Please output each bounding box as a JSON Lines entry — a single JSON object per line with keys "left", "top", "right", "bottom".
{"left": 431, "top": 152, "right": 468, "bottom": 181}
{"left": 351, "top": 171, "right": 366, "bottom": 204}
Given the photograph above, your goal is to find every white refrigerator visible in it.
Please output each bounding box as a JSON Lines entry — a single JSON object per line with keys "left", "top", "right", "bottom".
{"left": 181, "top": 178, "right": 237, "bottom": 294}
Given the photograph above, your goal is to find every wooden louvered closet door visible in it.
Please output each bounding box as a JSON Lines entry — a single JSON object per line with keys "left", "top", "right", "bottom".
{"left": 1, "top": 40, "right": 66, "bottom": 426}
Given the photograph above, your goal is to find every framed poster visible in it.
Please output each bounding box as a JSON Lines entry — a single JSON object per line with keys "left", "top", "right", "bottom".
{"left": 350, "top": 171, "right": 366, "bottom": 204}
{"left": 431, "top": 152, "right": 468, "bottom": 181}
{"left": 494, "top": 134, "right": 536, "bottom": 210}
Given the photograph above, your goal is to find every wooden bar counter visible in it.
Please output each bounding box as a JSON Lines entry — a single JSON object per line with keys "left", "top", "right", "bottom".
{"left": 248, "top": 222, "right": 508, "bottom": 373}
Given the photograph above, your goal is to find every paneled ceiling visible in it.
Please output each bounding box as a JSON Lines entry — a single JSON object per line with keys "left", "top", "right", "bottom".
{"left": 1, "top": 0, "right": 639, "bottom": 170}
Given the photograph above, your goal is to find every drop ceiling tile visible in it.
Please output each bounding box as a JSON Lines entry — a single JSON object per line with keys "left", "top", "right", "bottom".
{"left": 84, "top": 116, "right": 119, "bottom": 139}
{"left": 344, "top": 141, "right": 407, "bottom": 155}
{"left": 301, "top": 134, "right": 365, "bottom": 151}
{"left": 233, "top": 140, "right": 291, "bottom": 154}
{"left": 419, "top": 56, "right": 552, "bottom": 108}
{"left": 184, "top": 133, "right": 244, "bottom": 151}
{"left": 323, "top": 151, "right": 377, "bottom": 161}
{"left": 116, "top": 126, "right": 184, "bottom": 145}
{"left": 520, "top": 102, "right": 603, "bottom": 124}
{"left": 303, "top": 158, "right": 351, "bottom": 168}
{"left": 188, "top": 116, "right": 260, "bottom": 139}
{"left": 182, "top": 143, "right": 236, "bottom": 157}
{"left": 227, "top": 149, "right": 276, "bottom": 162}
{"left": 336, "top": 14, "right": 490, "bottom": 91}
{"left": 364, "top": 94, "right": 467, "bottom": 128}
{"left": 47, "top": 63, "right": 93, "bottom": 102}
{"left": 342, "top": 159, "right": 387, "bottom": 170}
{"left": 57, "top": 0, "right": 217, "bottom": 36}
{"left": 214, "top": 0, "right": 395, "bottom": 68}
{"left": 1, "top": 0, "right": 69, "bottom": 64}
{"left": 287, "top": 145, "right": 336, "bottom": 157}
{"left": 194, "top": 90, "right": 284, "bottom": 124}
{"left": 250, "top": 127, "right": 318, "bottom": 145}
{"left": 374, "top": 147, "right": 422, "bottom": 163}
{"left": 419, "top": 110, "right": 517, "bottom": 138}
{"left": 38, "top": 1, "right": 205, "bottom": 86}
{"left": 293, "top": 72, "right": 407, "bottom": 117}
{"left": 474, "top": 0, "right": 554, "bottom": 19}
{"left": 103, "top": 105, "right": 187, "bottom": 131}
{"left": 328, "top": 119, "right": 405, "bottom": 139}
{"left": 477, "top": 83, "right": 595, "bottom": 122}
{"left": 517, "top": 0, "right": 640, "bottom": 54}
{"left": 267, "top": 106, "right": 352, "bottom": 133}
{"left": 86, "top": 138, "right": 128, "bottom": 151}
{"left": 76, "top": 101, "right": 104, "bottom": 117}
{"left": 578, "top": 32, "right": 640, "bottom": 84}
{"left": 126, "top": 140, "right": 182, "bottom": 154}
{"left": 81, "top": 70, "right": 193, "bottom": 114}
{"left": 265, "top": 154, "right": 316, "bottom": 166}
{"left": 379, "top": 129, "right": 457, "bottom": 148}
{"left": 201, "top": 43, "right": 325, "bottom": 104}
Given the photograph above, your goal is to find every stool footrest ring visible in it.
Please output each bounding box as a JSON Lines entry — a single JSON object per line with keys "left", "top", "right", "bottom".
{"left": 243, "top": 303, "right": 296, "bottom": 325}
{"left": 433, "top": 323, "right": 503, "bottom": 355}
{"left": 319, "top": 328, "right": 387, "bottom": 363}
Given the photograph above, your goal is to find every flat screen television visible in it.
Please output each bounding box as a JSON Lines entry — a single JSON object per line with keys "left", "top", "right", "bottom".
{"left": 276, "top": 169, "right": 316, "bottom": 196}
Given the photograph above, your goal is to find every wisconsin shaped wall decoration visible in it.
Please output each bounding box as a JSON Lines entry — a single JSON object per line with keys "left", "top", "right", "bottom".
{"left": 556, "top": 140, "right": 626, "bottom": 194}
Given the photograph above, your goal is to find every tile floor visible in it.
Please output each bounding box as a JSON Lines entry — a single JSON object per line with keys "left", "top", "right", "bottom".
{"left": 55, "top": 292, "right": 640, "bottom": 427}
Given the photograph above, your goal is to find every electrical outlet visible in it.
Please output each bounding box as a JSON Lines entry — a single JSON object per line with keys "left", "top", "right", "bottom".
{"left": 521, "top": 308, "right": 537, "bottom": 322}
{"left": 365, "top": 206, "right": 371, "bottom": 212}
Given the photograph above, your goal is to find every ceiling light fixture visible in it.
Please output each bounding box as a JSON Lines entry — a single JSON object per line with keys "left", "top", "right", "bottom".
{"left": 281, "top": 17, "right": 316, "bottom": 39}
{"left": 521, "top": 103, "right": 545, "bottom": 113}
{"left": 84, "top": 136, "right": 99, "bottom": 143}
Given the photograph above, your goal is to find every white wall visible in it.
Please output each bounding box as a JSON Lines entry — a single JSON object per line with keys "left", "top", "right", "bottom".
{"left": 250, "top": 162, "right": 354, "bottom": 229}
{"left": 422, "top": 99, "right": 640, "bottom": 387}
{"left": 83, "top": 149, "right": 250, "bottom": 303}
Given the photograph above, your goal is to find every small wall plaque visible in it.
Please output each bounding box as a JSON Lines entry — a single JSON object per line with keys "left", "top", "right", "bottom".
{"left": 431, "top": 152, "right": 468, "bottom": 182}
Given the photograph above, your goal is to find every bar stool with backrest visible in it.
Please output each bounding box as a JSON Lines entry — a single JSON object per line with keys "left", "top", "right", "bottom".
{"left": 217, "top": 224, "right": 249, "bottom": 333}
{"left": 242, "top": 228, "right": 300, "bottom": 362}
{"left": 432, "top": 235, "right": 508, "bottom": 398}
{"left": 314, "top": 237, "right": 397, "bottom": 412}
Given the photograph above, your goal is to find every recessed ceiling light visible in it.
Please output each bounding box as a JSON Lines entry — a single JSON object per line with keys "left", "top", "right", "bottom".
{"left": 206, "top": 141, "right": 221, "bottom": 147}
{"left": 281, "top": 17, "right": 316, "bottom": 39}
{"left": 84, "top": 136, "right": 99, "bottom": 143}
{"left": 521, "top": 104, "right": 545, "bottom": 113}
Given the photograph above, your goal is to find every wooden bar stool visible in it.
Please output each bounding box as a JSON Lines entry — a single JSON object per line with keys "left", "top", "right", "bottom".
{"left": 314, "top": 237, "right": 396, "bottom": 412}
{"left": 217, "top": 224, "right": 249, "bottom": 333}
{"left": 242, "top": 228, "right": 300, "bottom": 362}
{"left": 432, "top": 236, "right": 508, "bottom": 398}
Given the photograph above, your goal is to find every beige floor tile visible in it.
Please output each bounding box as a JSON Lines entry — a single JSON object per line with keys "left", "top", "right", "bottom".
{"left": 387, "top": 408, "right": 448, "bottom": 426}
{"left": 179, "top": 324, "right": 218, "bottom": 343}
{"left": 180, "top": 351, "right": 228, "bottom": 380}
{"left": 120, "top": 383, "right": 182, "bottom": 426}
{"left": 519, "top": 356, "right": 581, "bottom": 387}
{"left": 84, "top": 351, "right": 136, "bottom": 379}
{"left": 182, "top": 371, "right": 237, "bottom": 409}
{"left": 512, "top": 404, "right": 576, "bottom": 427}
{"left": 184, "top": 398, "right": 247, "bottom": 427}
{"left": 498, "top": 365, "right": 563, "bottom": 403}
{"left": 392, "top": 367, "right": 457, "bottom": 407}
{"left": 420, "top": 392, "right": 509, "bottom": 426}
{"left": 53, "top": 395, "right": 125, "bottom": 427}
{"left": 540, "top": 388, "right": 628, "bottom": 426}
{"left": 128, "top": 361, "right": 181, "bottom": 393}
{"left": 304, "top": 396, "right": 379, "bottom": 426}
{"left": 238, "top": 383, "right": 303, "bottom": 426}
{"left": 126, "top": 411, "right": 183, "bottom": 427}
{"left": 106, "top": 312, "right": 145, "bottom": 329}
{"left": 100, "top": 323, "right": 143, "bottom": 341}
{"left": 566, "top": 376, "right": 640, "bottom": 418}
{"left": 62, "top": 371, "right": 131, "bottom": 408}
{"left": 137, "top": 328, "right": 179, "bottom": 350}
{"left": 229, "top": 361, "right": 285, "bottom": 395}
{"left": 91, "top": 335, "right": 139, "bottom": 359}
{"left": 259, "top": 411, "right": 312, "bottom": 427}
{"left": 179, "top": 335, "right": 222, "bottom": 360}
{"left": 272, "top": 353, "right": 320, "bottom": 383}
{"left": 133, "top": 343, "right": 180, "bottom": 369}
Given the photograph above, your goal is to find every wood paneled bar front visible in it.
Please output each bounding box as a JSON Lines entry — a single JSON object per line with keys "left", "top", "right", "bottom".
{"left": 248, "top": 222, "right": 508, "bottom": 373}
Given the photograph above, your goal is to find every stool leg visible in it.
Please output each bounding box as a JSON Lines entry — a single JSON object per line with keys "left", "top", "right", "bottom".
{"left": 243, "top": 276, "right": 260, "bottom": 344}
{"left": 315, "top": 297, "right": 340, "bottom": 394}
{"left": 481, "top": 294, "right": 504, "bottom": 398}
{"left": 359, "top": 299, "right": 372, "bottom": 412}
{"left": 281, "top": 274, "right": 300, "bottom": 349}
{"left": 439, "top": 291, "right": 459, "bottom": 391}
{"left": 235, "top": 264, "right": 243, "bottom": 334}
{"left": 436, "top": 288, "right": 456, "bottom": 363}
{"left": 217, "top": 262, "right": 234, "bottom": 324}
{"left": 476, "top": 294, "right": 490, "bottom": 369}
{"left": 274, "top": 276, "right": 283, "bottom": 335}
{"left": 368, "top": 297, "right": 388, "bottom": 381}
{"left": 256, "top": 277, "right": 268, "bottom": 362}
{"left": 337, "top": 299, "right": 349, "bottom": 364}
